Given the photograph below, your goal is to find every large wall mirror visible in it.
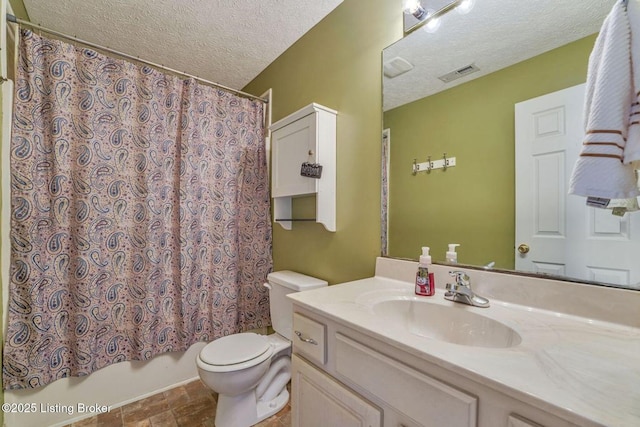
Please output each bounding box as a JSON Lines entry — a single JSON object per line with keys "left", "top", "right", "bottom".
{"left": 383, "top": 0, "right": 640, "bottom": 290}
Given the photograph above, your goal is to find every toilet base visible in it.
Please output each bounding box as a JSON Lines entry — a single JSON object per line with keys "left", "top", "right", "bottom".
{"left": 214, "top": 386, "right": 289, "bottom": 427}
{"left": 257, "top": 387, "right": 289, "bottom": 423}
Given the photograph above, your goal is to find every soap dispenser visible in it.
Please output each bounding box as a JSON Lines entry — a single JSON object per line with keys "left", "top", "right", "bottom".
{"left": 446, "top": 244, "right": 460, "bottom": 264}
{"left": 415, "top": 247, "right": 435, "bottom": 296}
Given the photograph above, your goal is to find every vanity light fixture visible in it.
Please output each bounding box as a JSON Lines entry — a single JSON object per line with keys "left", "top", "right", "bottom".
{"left": 404, "top": 0, "right": 477, "bottom": 34}
{"left": 404, "top": 0, "right": 428, "bottom": 21}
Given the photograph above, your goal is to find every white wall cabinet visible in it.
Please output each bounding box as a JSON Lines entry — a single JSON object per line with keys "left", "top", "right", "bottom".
{"left": 291, "top": 305, "right": 583, "bottom": 427}
{"left": 270, "top": 103, "right": 337, "bottom": 232}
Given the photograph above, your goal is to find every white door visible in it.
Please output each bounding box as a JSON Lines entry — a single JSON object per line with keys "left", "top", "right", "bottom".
{"left": 515, "top": 84, "right": 640, "bottom": 288}
{"left": 291, "top": 355, "right": 381, "bottom": 427}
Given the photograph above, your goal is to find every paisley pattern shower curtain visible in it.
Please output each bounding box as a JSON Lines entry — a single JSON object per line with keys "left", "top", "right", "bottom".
{"left": 3, "top": 30, "right": 272, "bottom": 390}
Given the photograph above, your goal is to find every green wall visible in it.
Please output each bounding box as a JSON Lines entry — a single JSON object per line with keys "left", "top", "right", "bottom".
{"left": 8, "top": 0, "right": 28, "bottom": 19}
{"left": 244, "top": 0, "right": 402, "bottom": 284}
{"left": 384, "top": 35, "right": 596, "bottom": 268}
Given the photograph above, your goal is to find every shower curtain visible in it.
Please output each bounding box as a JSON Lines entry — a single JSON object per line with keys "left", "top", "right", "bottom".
{"left": 3, "top": 30, "right": 272, "bottom": 390}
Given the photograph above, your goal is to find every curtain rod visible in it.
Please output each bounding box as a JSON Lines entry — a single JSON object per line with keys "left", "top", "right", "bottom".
{"left": 5, "top": 14, "right": 268, "bottom": 104}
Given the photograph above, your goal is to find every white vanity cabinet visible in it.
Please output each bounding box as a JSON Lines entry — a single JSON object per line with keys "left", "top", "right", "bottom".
{"left": 335, "top": 333, "right": 477, "bottom": 427}
{"left": 291, "top": 312, "right": 381, "bottom": 426}
{"left": 270, "top": 103, "right": 337, "bottom": 232}
{"left": 292, "top": 355, "right": 382, "bottom": 427}
{"left": 291, "top": 305, "right": 582, "bottom": 427}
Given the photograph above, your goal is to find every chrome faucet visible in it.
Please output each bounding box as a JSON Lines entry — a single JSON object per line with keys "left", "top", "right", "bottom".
{"left": 445, "top": 271, "right": 490, "bottom": 308}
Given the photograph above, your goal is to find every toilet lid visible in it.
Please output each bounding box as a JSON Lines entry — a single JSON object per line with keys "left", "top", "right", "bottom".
{"left": 199, "top": 333, "right": 271, "bottom": 366}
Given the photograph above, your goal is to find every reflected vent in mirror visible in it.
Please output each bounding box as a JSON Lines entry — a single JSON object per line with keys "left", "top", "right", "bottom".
{"left": 438, "top": 63, "right": 480, "bottom": 83}
{"left": 384, "top": 57, "right": 414, "bottom": 78}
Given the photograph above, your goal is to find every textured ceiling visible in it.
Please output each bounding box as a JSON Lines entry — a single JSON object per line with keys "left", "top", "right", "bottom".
{"left": 21, "top": 0, "right": 343, "bottom": 91}
{"left": 384, "top": 0, "right": 617, "bottom": 111}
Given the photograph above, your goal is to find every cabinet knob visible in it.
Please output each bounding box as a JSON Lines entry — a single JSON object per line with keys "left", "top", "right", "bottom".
{"left": 308, "top": 150, "right": 314, "bottom": 156}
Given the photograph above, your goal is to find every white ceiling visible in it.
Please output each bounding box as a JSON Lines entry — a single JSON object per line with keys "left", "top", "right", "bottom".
{"left": 21, "top": 0, "right": 344, "bottom": 91}
{"left": 384, "top": 0, "right": 617, "bottom": 111}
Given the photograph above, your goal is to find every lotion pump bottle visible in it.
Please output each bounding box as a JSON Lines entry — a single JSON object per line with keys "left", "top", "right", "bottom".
{"left": 446, "top": 244, "right": 460, "bottom": 264}
{"left": 415, "top": 247, "right": 434, "bottom": 296}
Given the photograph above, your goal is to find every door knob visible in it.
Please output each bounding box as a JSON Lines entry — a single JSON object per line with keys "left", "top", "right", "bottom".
{"left": 517, "top": 244, "right": 530, "bottom": 254}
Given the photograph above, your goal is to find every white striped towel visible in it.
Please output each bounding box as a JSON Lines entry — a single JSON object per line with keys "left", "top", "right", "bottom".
{"left": 624, "top": 0, "right": 640, "bottom": 163}
{"left": 569, "top": 1, "right": 640, "bottom": 199}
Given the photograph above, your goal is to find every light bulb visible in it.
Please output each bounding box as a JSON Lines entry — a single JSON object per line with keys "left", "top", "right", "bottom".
{"left": 403, "top": 0, "right": 420, "bottom": 13}
{"left": 424, "top": 16, "right": 441, "bottom": 33}
{"left": 404, "top": 0, "right": 427, "bottom": 20}
{"left": 456, "top": 0, "right": 475, "bottom": 14}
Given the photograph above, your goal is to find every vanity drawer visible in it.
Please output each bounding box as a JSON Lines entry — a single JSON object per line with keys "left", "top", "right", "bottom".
{"left": 335, "top": 333, "right": 477, "bottom": 427}
{"left": 292, "top": 312, "right": 326, "bottom": 365}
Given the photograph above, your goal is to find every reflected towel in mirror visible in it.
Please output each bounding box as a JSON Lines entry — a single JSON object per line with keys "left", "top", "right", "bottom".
{"left": 569, "top": 1, "right": 640, "bottom": 200}
{"left": 623, "top": 0, "right": 640, "bottom": 163}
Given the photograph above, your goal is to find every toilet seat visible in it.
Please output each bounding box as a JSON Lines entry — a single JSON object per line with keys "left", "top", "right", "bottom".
{"left": 198, "top": 333, "right": 274, "bottom": 373}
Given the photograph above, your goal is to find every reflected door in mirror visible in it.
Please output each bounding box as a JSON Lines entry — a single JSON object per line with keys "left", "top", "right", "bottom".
{"left": 515, "top": 84, "right": 640, "bottom": 288}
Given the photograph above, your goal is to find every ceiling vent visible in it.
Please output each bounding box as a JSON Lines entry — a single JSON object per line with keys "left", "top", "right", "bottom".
{"left": 438, "top": 63, "right": 480, "bottom": 83}
{"left": 383, "top": 57, "right": 414, "bottom": 78}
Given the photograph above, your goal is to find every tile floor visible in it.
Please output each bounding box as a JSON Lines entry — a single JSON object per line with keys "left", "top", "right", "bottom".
{"left": 66, "top": 379, "right": 291, "bottom": 427}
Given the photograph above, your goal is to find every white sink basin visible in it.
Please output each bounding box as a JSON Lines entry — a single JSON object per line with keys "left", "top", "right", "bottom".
{"left": 371, "top": 298, "right": 522, "bottom": 348}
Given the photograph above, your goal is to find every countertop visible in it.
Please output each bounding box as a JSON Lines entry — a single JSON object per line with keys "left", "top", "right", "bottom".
{"left": 288, "top": 276, "right": 640, "bottom": 427}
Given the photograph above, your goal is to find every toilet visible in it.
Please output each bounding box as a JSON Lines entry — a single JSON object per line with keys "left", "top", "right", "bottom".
{"left": 196, "top": 270, "right": 328, "bottom": 427}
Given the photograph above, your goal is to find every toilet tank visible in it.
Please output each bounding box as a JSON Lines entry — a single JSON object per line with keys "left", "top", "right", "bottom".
{"left": 266, "top": 270, "right": 328, "bottom": 340}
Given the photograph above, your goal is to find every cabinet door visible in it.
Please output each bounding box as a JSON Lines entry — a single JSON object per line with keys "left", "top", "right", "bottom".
{"left": 272, "top": 114, "right": 317, "bottom": 198}
{"left": 291, "top": 354, "right": 381, "bottom": 427}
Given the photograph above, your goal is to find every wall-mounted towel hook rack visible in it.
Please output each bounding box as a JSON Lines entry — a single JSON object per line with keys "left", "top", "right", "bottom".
{"left": 411, "top": 153, "right": 457, "bottom": 175}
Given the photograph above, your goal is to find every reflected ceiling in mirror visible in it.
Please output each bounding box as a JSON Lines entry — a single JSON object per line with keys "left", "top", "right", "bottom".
{"left": 385, "top": 0, "right": 615, "bottom": 111}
